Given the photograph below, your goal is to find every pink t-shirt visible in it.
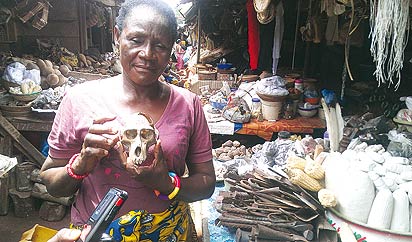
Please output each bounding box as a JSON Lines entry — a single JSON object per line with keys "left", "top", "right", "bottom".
{"left": 48, "top": 78, "right": 212, "bottom": 225}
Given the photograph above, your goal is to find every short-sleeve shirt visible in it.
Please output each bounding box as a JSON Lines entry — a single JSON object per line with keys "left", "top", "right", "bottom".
{"left": 47, "top": 78, "right": 212, "bottom": 225}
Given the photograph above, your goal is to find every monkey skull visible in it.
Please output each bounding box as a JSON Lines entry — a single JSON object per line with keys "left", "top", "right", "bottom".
{"left": 120, "top": 112, "right": 158, "bottom": 165}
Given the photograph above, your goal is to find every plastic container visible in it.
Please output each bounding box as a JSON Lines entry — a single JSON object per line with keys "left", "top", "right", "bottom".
{"left": 294, "top": 79, "right": 304, "bottom": 92}
{"left": 261, "top": 99, "right": 283, "bottom": 121}
{"left": 251, "top": 98, "right": 262, "bottom": 119}
{"left": 16, "top": 162, "right": 36, "bottom": 192}
{"left": 323, "top": 130, "right": 330, "bottom": 152}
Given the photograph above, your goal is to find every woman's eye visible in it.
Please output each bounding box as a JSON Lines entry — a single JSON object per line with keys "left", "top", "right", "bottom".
{"left": 131, "top": 38, "right": 144, "bottom": 44}
{"left": 155, "top": 44, "right": 166, "bottom": 49}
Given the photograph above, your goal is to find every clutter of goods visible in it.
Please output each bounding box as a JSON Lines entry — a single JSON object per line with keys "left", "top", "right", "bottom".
{"left": 213, "top": 126, "right": 412, "bottom": 240}
{"left": 1, "top": 47, "right": 120, "bottom": 110}
{"left": 323, "top": 139, "right": 412, "bottom": 234}
{"left": 213, "top": 135, "right": 330, "bottom": 241}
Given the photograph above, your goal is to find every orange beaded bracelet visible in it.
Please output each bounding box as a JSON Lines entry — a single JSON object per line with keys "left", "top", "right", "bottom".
{"left": 65, "top": 153, "right": 89, "bottom": 180}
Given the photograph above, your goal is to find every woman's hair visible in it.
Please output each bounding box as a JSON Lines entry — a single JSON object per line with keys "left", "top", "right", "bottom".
{"left": 116, "top": 0, "right": 177, "bottom": 40}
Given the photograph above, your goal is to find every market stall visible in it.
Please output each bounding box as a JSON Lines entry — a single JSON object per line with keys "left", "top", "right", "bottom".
{"left": 0, "top": 0, "right": 412, "bottom": 241}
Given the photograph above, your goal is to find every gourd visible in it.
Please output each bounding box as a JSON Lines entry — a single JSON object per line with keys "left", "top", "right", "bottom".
{"left": 59, "top": 65, "right": 70, "bottom": 77}
{"left": 46, "top": 74, "right": 59, "bottom": 86}
{"left": 36, "top": 59, "right": 54, "bottom": 76}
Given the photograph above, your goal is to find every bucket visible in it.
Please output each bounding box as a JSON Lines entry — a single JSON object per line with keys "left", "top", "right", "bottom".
{"left": 261, "top": 99, "right": 283, "bottom": 121}
{"left": 16, "top": 162, "right": 36, "bottom": 192}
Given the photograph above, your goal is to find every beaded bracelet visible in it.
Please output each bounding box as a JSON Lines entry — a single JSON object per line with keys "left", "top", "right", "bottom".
{"left": 65, "top": 153, "right": 89, "bottom": 180}
{"left": 154, "top": 172, "right": 181, "bottom": 201}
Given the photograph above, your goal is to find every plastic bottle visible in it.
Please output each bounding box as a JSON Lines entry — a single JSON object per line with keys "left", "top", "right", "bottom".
{"left": 323, "top": 130, "right": 330, "bottom": 152}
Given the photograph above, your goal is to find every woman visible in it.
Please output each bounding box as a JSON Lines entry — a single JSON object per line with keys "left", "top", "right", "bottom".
{"left": 175, "top": 39, "right": 186, "bottom": 70}
{"left": 40, "top": 0, "right": 215, "bottom": 241}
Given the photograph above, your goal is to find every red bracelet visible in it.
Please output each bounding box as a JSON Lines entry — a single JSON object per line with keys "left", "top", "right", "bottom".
{"left": 65, "top": 153, "right": 89, "bottom": 180}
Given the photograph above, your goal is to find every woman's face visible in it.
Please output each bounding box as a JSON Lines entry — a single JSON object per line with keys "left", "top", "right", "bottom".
{"left": 115, "top": 6, "right": 174, "bottom": 86}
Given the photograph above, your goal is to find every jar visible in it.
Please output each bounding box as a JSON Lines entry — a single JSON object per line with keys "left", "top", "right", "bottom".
{"left": 294, "top": 79, "right": 304, "bottom": 92}
{"left": 284, "top": 101, "right": 295, "bottom": 119}
{"left": 251, "top": 98, "right": 263, "bottom": 121}
{"left": 277, "top": 131, "right": 291, "bottom": 140}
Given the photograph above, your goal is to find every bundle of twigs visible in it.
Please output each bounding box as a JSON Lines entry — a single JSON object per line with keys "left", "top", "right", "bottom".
{"left": 369, "top": 0, "right": 410, "bottom": 90}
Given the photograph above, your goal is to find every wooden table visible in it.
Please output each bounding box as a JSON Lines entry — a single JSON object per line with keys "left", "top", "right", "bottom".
{"left": 0, "top": 113, "right": 53, "bottom": 166}
{"left": 236, "top": 117, "right": 326, "bottom": 140}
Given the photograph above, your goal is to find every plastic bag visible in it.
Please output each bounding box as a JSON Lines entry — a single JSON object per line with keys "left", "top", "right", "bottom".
{"left": 221, "top": 93, "right": 251, "bottom": 123}
{"left": 23, "top": 69, "right": 41, "bottom": 85}
{"left": 386, "top": 130, "right": 412, "bottom": 158}
{"left": 2, "top": 62, "right": 41, "bottom": 85}
{"left": 255, "top": 76, "right": 289, "bottom": 96}
{"left": 2, "top": 62, "right": 26, "bottom": 84}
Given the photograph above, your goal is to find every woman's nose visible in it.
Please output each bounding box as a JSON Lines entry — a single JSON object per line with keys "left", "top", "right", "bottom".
{"left": 138, "top": 43, "right": 154, "bottom": 59}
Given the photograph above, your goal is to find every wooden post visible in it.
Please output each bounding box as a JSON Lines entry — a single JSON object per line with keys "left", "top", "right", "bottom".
{"left": 303, "top": 0, "right": 312, "bottom": 78}
{"left": 196, "top": 2, "right": 201, "bottom": 64}
{"left": 292, "top": 0, "right": 302, "bottom": 70}
{"left": 78, "top": 0, "right": 87, "bottom": 53}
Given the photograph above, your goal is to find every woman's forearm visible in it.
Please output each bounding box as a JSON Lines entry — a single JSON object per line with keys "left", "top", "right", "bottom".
{"left": 41, "top": 166, "right": 82, "bottom": 197}
{"left": 178, "top": 173, "right": 215, "bottom": 203}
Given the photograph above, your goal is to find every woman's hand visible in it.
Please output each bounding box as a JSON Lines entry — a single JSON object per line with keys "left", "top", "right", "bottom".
{"left": 47, "top": 228, "right": 81, "bottom": 242}
{"left": 117, "top": 140, "right": 174, "bottom": 194}
{"left": 47, "top": 225, "right": 91, "bottom": 242}
{"left": 72, "top": 116, "right": 119, "bottom": 175}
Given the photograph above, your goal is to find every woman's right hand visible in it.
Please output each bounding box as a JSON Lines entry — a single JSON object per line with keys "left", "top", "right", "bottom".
{"left": 71, "top": 116, "right": 119, "bottom": 175}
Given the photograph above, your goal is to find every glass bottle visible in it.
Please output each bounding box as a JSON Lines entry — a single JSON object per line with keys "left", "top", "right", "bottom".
{"left": 284, "top": 100, "right": 295, "bottom": 119}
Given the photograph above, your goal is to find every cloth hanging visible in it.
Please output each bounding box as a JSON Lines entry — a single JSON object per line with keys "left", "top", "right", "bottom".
{"left": 272, "top": 1, "right": 284, "bottom": 75}
{"left": 246, "top": 0, "right": 260, "bottom": 70}
{"left": 257, "top": 18, "right": 275, "bottom": 72}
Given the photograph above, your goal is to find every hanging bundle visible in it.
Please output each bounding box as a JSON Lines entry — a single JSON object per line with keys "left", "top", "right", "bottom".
{"left": 369, "top": 0, "right": 410, "bottom": 90}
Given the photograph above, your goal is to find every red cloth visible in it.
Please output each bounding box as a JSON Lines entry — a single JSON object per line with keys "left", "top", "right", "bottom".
{"left": 246, "top": 0, "right": 260, "bottom": 70}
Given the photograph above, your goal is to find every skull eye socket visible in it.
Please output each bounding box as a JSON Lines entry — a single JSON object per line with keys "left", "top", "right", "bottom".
{"left": 140, "top": 129, "right": 155, "bottom": 140}
{"left": 124, "top": 129, "right": 138, "bottom": 139}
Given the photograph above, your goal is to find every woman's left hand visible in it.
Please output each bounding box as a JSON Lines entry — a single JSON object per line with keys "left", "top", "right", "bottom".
{"left": 117, "top": 140, "right": 174, "bottom": 194}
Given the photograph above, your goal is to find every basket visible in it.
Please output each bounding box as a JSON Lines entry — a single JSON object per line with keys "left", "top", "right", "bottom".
{"left": 240, "top": 75, "right": 259, "bottom": 82}
{"left": 256, "top": 92, "right": 287, "bottom": 102}
{"left": 10, "top": 92, "right": 40, "bottom": 102}
{"left": 0, "top": 95, "right": 32, "bottom": 117}
{"left": 198, "top": 71, "right": 217, "bottom": 80}
{"left": 1, "top": 80, "right": 19, "bottom": 91}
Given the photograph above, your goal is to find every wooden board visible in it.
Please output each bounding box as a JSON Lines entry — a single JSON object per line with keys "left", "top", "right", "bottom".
{"left": 0, "top": 114, "right": 45, "bottom": 166}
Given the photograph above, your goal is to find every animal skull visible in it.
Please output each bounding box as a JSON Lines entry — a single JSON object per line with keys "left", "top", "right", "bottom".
{"left": 120, "top": 112, "right": 158, "bottom": 165}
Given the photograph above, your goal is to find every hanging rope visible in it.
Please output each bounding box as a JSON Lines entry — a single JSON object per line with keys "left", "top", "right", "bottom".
{"left": 369, "top": 0, "right": 410, "bottom": 90}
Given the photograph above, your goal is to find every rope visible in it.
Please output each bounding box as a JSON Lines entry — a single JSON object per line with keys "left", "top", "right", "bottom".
{"left": 369, "top": 0, "right": 409, "bottom": 90}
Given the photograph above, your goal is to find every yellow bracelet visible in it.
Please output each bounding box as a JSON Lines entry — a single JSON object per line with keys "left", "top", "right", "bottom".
{"left": 167, "top": 186, "right": 180, "bottom": 200}
{"left": 154, "top": 172, "right": 181, "bottom": 200}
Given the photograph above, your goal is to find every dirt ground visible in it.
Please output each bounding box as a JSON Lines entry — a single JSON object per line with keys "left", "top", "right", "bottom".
{"left": 0, "top": 200, "right": 70, "bottom": 242}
